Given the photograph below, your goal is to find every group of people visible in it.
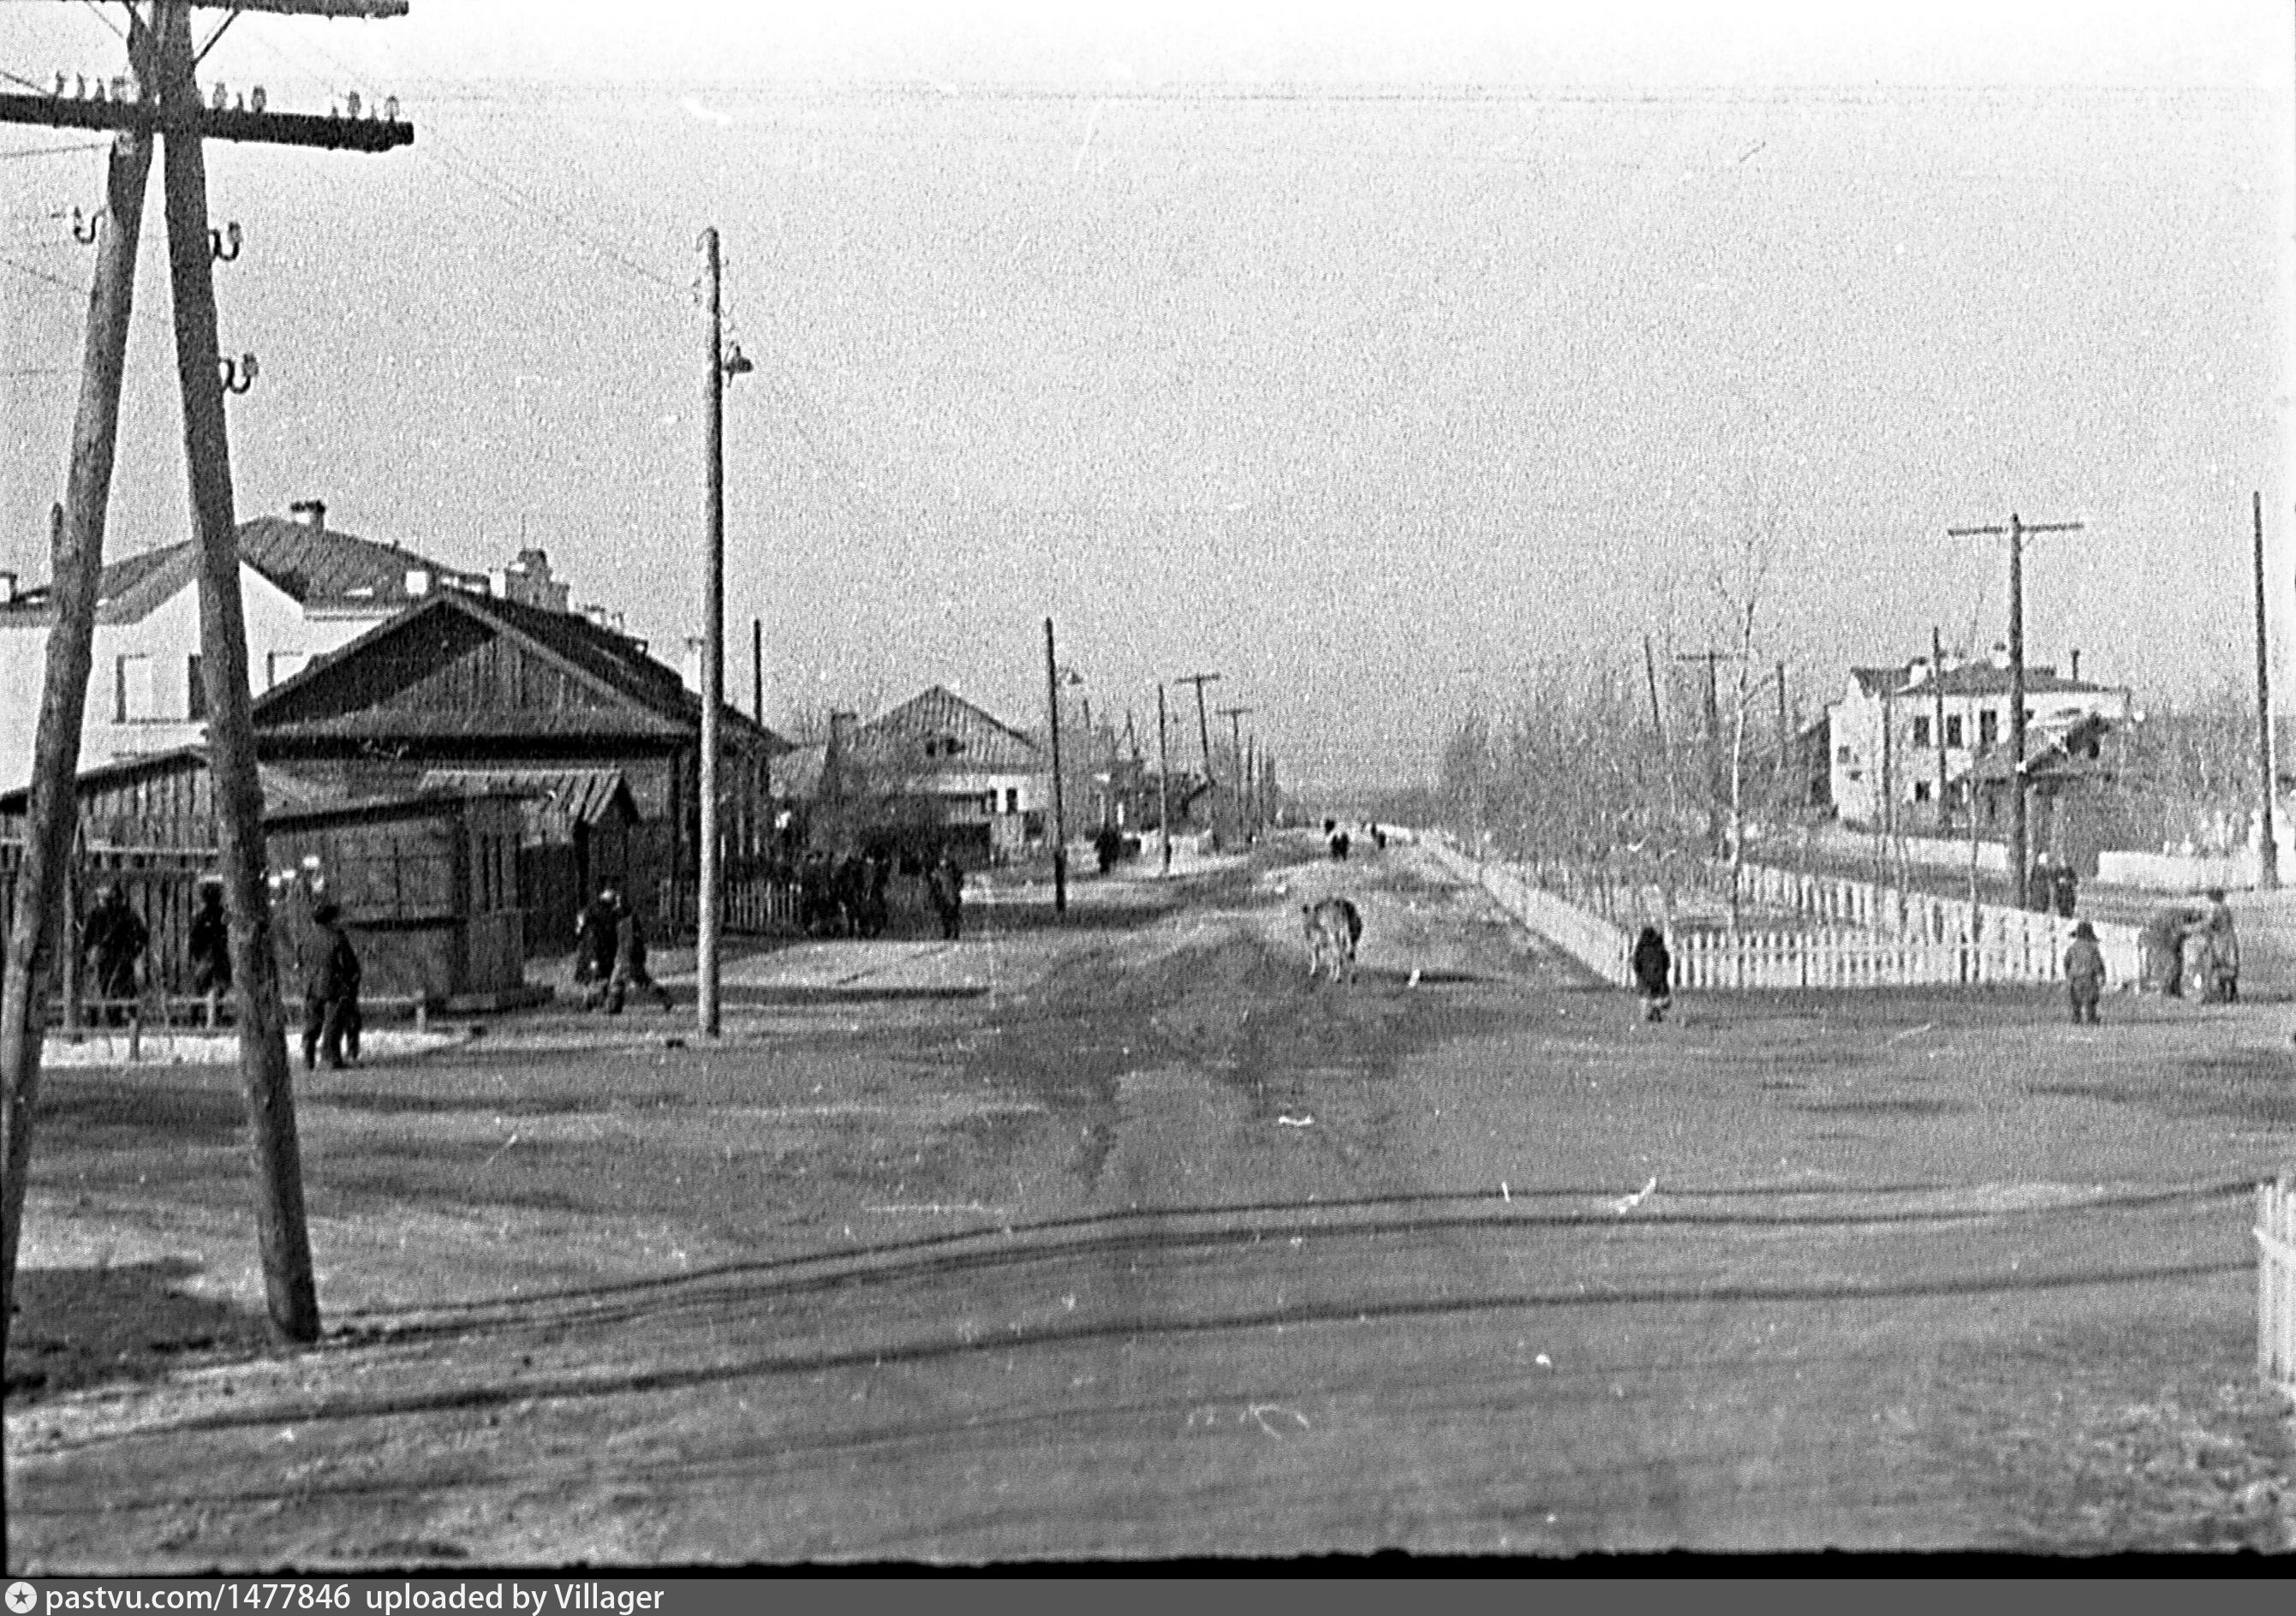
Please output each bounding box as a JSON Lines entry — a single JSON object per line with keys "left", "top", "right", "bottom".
{"left": 2136, "top": 889, "right": 2239, "bottom": 1004}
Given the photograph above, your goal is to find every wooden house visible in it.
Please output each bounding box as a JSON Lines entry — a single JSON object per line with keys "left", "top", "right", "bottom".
{"left": 0, "top": 748, "right": 532, "bottom": 1011}
{"left": 247, "top": 587, "right": 789, "bottom": 945}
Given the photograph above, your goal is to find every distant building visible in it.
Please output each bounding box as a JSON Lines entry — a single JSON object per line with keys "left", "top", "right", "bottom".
{"left": 802, "top": 684, "right": 1044, "bottom": 864}
{"left": 0, "top": 500, "right": 574, "bottom": 790}
{"left": 1826, "top": 647, "right": 2133, "bottom": 832}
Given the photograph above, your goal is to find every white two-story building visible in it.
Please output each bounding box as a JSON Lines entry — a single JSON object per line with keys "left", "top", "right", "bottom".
{"left": 0, "top": 499, "right": 571, "bottom": 791}
{"left": 1827, "top": 647, "right": 2133, "bottom": 832}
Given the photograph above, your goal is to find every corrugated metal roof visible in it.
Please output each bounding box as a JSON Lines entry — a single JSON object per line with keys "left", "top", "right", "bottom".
{"left": 417, "top": 767, "right": 639, "bottom": 825}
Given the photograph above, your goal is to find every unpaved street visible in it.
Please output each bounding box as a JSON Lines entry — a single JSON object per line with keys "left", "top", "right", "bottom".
{"left": 7, "top": 836, "right": 2293, "bottom": 1565}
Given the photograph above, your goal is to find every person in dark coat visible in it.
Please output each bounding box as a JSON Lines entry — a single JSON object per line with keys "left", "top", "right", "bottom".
{"left": 604, "top": 891, "right": 672, "bottom": 1014}
{"left": 2197, "top": 888, "right": 2239, "bottom": 1005}
{"left": 297, "top": 901, "right": 358, "bottom": 1070}
{"left": 575, "top": 886, "right": 622, "bottom": 1011}
{"left": 927, "top": 853, "right": 966, "bottom": 941}
{"left": 82, "top": 884, "right": 148, "bottom": 1026}
{"left": 1631, "top": 925, "right": 1673, "bottom": 1023}
{"left": 2049, "top": 862, "right": 2079, "bottom": 920}
{"left": 2138, "top": 901, "right": 2206, "bottom": 996}
{"left": 187, "top": 880, "right": 231, "bottom": 1024}
{"left": 2064, "top": 919, "right": 2106, "bottom": 1023}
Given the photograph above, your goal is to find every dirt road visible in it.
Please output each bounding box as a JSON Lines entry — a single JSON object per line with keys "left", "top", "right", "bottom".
{"left": 6, "top": 837, "right": 2293, "bottom": 1565}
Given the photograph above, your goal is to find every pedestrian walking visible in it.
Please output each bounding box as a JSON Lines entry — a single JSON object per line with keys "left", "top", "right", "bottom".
{"left": 2198, "top": 888, "right": 2239, "bottom": 1005}
{"left": 604, "top": 891, "right": 672, "bottom": 1014}
{"left": 2064, "top": 920, "right": 2106, "bottom": 1023}
{"left": 1631, "top": 924, "right": 1673, "bottom": 1023}
{"left": 187, "top": 879, "right": 230, "bottom": 1026}
{"left": 2049, "top": 862, "right": 2079, "bottom": 920}
{"left": 575, "top": 886, "right": 621, "bottom": 1011}
{"left": 297, "top": 900, "right": 359, "bottom": 1070}
{"left": 927, "top": 852, "right": 966, "bottom": 941}
{"left": 81, "top": 883, "right": 147, "bottom": 1026}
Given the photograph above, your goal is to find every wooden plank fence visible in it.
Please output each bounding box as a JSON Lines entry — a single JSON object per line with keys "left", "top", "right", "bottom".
{"left": 2262, "top": 1175, "right": 2296, "bottom": 1395}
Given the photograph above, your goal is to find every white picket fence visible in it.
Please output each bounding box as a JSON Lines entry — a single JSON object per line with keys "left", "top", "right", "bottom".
{"left": 2260, "top": 1175, "right": 2296, "bottom": 1395}
{"left": 1420, "top": 835, "right": 2137, "bottom": 992}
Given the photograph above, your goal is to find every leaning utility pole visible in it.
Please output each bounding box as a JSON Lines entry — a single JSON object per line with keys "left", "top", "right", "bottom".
{"left": 3, "top": 0, "right": 420, "bottom": 1357}
{"left": 1044, "top": 619, "right": 1068, "bottom": 914}
{"left": 2255, "top": 492, "right": 2279, "bottom": 890}
{"left": 1175, "top": 672, "right": 1220, "bottom": 784}
{"left": 1156, "top": 683, "right": 1172, "bottom": 874}
{"left": 1947, "top": 511, "right": 2083, "bottom": 905}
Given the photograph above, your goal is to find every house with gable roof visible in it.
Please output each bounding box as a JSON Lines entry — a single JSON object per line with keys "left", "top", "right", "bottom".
{"left": 795, "top": 684, "right": 1045, "bottom": 864}
{"left": 0, "top": 499, "right": 569, "bottom": 790}
{"left": 247, "top": 586, "right": 790, "bottom": 945}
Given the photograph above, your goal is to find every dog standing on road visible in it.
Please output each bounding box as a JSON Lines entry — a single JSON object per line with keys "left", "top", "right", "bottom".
{"left": 1303, "top": 897, "right": 1363, "bottom": 984}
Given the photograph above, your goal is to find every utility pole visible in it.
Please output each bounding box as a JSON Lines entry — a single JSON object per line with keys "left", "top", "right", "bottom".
{"left": 2256, "top": 492, "right": 2279, "bottom": 890}
{"left": 1174, "top": 671, "right": 1220, "bottom": 820}
{"left": 1218, "top": 705, "right": 1253, "bottom": 844}
{"left": 1044, "top": 619, "right": 1068, "bottom": 914}
{"left": 752, "top": 617, "right": 764, "bottom": 728}
{"left": 1947, "top": 511, "right": 2083, "bottom": 905}
{"left": 1932, "top": 627, "right": 1951, "bottom": 837}
{"left": 0, "top": 48, "right": 152, "bottom": 1368}
{"left": 1156, "top": 682, "right": 1172, "bottom": 874}
{"left": 698, "top": 228, "right": 725, "bottom": 1039}
{"left": 3, "top": 0, "right": 421, "bottom": 1355}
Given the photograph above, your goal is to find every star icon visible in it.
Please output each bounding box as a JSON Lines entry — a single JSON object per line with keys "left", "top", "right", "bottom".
{"left": 8, "top": 1583, "right": 39, "bottom": 1615}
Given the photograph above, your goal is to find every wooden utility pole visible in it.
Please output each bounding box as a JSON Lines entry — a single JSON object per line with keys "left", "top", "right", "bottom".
{"left": 0, "top": 73, "right": 152, "bottom": 1368}
{"left": 1947, "top": 512, "right": 2083, "bottom": 905}
{"left": 1218, "top": 705, "right": 1253, "bottom": 844}
{"left": 698, "top": 228, "right": 725, "bottom": 1038}
{"left": 1044, "top": 619, "right": 1068, "bottom": 914}
{"left": 0, "top": 0, "right": 417, "bottom": 1354}
{"left": 1175, "top": 672, "right": 1220, "bottom": 790}
{"left": 1932, "top": 627, "right": 1951, "bottom": 835}
{"left": 752, "top": 617, "right": 764, "bottom": 727}
{"left": 1156, "top": 683, "right": 1172, "bottom": 874}
{"left": 2256, "top": 492, "right": 2279, "bottom": 890}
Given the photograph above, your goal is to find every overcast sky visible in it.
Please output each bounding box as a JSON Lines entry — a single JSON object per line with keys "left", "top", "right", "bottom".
{"left": 3, "top": 1, "right": 2292, "bottom": 789}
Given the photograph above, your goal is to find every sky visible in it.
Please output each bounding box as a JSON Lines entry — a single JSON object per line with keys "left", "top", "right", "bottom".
{"left": 3, "top": 0, "right": 2293, "bottom": 790}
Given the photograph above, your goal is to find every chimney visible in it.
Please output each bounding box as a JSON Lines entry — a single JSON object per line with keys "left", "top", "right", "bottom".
{"left": 0, "top": 571, "right": 15, "bottom": 606}
{"left": 288, "top": 498, "right": 326, "bottom": 532}
{"left": 2070, "top": 648, "right": 2081, "bottom": 682}
{"left": 1906, "top": 658, "right": 1930, "bottom": 688}
{"left": 499, "top": 547, "right": 569, "bottom": 612}
{"left": 682, "top": 635, "right": 704, "bottom": 693}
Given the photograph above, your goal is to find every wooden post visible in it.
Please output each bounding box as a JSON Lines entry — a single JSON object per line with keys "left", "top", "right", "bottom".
{"left": 1156, "top": 682, "right": 1172, "bottom": 874}
{"left": 1044, "top": 619, "right": 1067, "bottom": 914}
{"left": 1932, "top": 627, "right": 1950, "bottom": 838}
{"left": 698, "top": 227, "right": 725, "bottom": 1039}
{"left": 158, "top": 0, "right": 316, "bottom": 1344}
{"left": 2254, "top": 492, "right": 2278, "bottom": 890}
{"left": 2009, "top": 514, "right": 2030, "bottom": 905}
{"left": 0, "top": 116, "right": 152, "bottom": 1356}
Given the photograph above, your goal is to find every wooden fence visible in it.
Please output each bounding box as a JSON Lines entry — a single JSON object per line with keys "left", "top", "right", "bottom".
{"left": 1421, "top": 835, "right": 2135, "bottom": 992}
{"left": 659, "top": 875, "right": 804, "bottom": 935}
{"left": 2261, "top": 1175, "right": 2296, "bottom": 1395}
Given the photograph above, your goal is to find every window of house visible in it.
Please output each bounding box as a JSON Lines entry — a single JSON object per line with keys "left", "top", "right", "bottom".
{"left": 981, "top": 791, "right": 997, "bottom": 815}
{"left": 1911, "top": 716, "right": 1931, "bottom": 748}
{"left": 1945, "top": 714, "right": 1962, "bottom": 748}
{"left": 1913, "top": 780, "right": 1931, "bottom": 803}
{"left": 114, "top": 654, "right": 154, "bottom": 722}
{"left": 1979, "top": 710, "right": 1998, "bottom": 747}
{"left": 1835, "top": 745, "right": 1852, "bottom": 765}
{"left": 186, "top": 653, "right": 206, "bottom": 721}
{"left": 1004, "top": 788, "right": 1019, "bottom": 814}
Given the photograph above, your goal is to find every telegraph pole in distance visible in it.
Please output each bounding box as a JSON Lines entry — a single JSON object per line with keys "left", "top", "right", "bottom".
{"left": 1947, "top": 511, "right": 2083, "bottom": 904}
{"left": 2255, "top": 492, "right": 2279, "bottom": 889}
{"left": 1932, "top": 627, "right": 1950, "bottom": 835}
{"left": 1155, "top": 683, "right": 1173, "bottom": 874}
{"left": 752, "top": 617, "right": 764, "bottom": 727}
{"left": 1218, "top": 706, "right": 1253, "bottom": 844}
{"left": 1174, "top": 671, "right": 1221, "bottom": 831}
{"left": 1044, "top": 619, "right": 1068, "bottom": 914}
